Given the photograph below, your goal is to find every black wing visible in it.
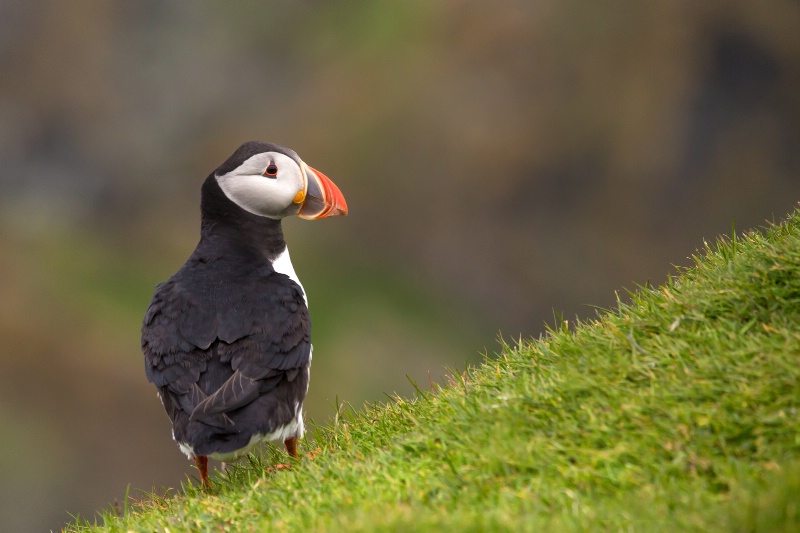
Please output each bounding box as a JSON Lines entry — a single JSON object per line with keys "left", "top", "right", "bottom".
{"left": 141, "top": 269, "right": 310, "bottom": 452}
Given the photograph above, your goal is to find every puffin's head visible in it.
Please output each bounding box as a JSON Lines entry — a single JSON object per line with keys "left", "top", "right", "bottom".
{"left": 212, "top": 141, "right": 348, "bottom": 220}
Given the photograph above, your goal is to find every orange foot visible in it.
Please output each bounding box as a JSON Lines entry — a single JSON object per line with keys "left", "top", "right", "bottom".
{"left": 305, "top": 447, "right": 322, "bottom": 461}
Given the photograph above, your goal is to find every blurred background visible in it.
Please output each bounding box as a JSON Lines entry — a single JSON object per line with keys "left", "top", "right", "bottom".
{"left": 0, "top": 1, "right": 798, "bottom": 530}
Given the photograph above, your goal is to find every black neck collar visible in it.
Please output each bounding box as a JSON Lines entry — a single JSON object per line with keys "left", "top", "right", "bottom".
{"left": 198, "top": 174, "right": 286, "bottom": 262}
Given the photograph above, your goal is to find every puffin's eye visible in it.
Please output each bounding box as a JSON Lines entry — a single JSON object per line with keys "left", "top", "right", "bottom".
{"left": 264, "top": 163, "right": 279, "bottom": 177}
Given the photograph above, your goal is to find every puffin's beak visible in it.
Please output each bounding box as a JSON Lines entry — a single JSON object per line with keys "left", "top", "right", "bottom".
{"left": 298, "top": 164, "right": 348, "bottom": 219}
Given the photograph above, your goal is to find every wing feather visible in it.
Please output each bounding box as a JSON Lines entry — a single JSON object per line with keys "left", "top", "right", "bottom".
{"left": 190, "top": 370, "right": 260, "bottom": 421}
{"left": 142, "top": 267, "right": 311, "bottom": 437}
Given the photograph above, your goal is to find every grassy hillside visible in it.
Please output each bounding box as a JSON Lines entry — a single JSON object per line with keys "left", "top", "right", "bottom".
{"left": 68, "top": 209, "right": 800, "bottom": 532}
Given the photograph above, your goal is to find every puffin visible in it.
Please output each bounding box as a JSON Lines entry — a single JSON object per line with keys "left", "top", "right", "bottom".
{"left": 141, "top": 141, "right": 347, "bottom": 488}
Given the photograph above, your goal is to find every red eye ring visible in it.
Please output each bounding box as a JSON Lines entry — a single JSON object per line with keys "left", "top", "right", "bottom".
{"left": 264, "top": 163, "right": 278, "bottom": 177}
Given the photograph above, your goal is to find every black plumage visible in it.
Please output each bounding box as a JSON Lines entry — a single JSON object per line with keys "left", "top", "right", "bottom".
{"left": 141, "top": 142, "right": 347, "bottom": 487}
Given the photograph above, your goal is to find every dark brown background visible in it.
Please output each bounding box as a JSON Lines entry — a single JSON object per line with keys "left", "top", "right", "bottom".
{"left": 0, "top": 1, "right": 798, "bottom": 530}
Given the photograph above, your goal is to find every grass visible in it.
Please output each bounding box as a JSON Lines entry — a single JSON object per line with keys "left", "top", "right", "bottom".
{"left": 67, "top": 208, "right": 800, "bottom": 532}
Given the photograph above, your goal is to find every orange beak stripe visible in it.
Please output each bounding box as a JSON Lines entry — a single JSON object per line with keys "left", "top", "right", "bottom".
{"left": 298, "top": 165, "right": 348, "bottom": 219}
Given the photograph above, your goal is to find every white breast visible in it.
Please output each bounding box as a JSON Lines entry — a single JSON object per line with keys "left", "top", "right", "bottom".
{"left": 272, "top": 247, "right": 308, "bottom": 307}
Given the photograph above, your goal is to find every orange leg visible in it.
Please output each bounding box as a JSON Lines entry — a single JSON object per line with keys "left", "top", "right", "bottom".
{"left": 284, "top": 437, "right": 298, "bottom": 458}
{"left": 194, "top": 455, "right": 211, "bottom": 489}
{"left": 264, "top": 439, "right": 304, "bottom": 473}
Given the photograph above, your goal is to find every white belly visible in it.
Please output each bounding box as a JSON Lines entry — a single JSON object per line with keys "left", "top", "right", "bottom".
{"left": 176, "top": 403, "right": 305, "bottom": 462}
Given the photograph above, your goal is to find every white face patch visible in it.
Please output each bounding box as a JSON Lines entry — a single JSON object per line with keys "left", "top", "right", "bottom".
{"left": 215, "top": 152, "right": 305, "bottom": 219}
